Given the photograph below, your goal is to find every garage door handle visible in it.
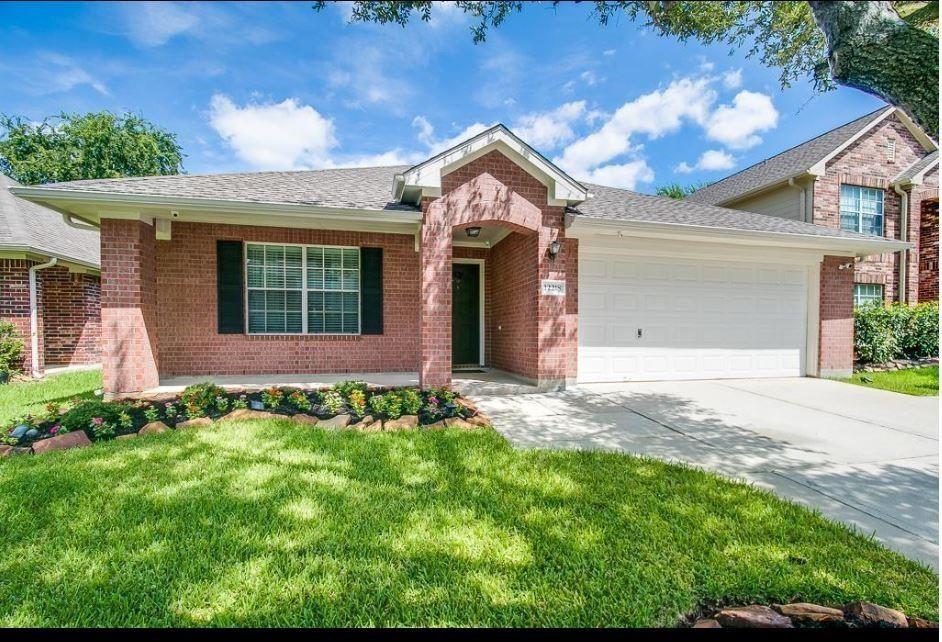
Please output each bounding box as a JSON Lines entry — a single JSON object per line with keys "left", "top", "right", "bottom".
{"left": 637, "top": 328, "right": 643, "bottom": 339}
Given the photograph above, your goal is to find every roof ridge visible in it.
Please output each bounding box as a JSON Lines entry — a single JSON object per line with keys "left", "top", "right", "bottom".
{"left": 692, "top": 105, "right": 892, "bottom": 198}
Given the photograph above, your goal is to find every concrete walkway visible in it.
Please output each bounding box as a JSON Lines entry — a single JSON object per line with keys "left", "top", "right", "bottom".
{"left": 474, "top": 378, "right": 939, "bottom": 569}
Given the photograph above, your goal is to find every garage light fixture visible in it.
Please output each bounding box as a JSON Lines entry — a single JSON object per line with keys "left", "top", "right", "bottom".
{"left": 465, "top": 227, "right": 482, "bottom": 238}
{"left": 548, "top": 240, "right": 561, "bottom": 259}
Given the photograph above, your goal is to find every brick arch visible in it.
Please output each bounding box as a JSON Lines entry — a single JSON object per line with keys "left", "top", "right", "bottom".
{"left": 426, "top": 170, "right": 543, "bottom": 233}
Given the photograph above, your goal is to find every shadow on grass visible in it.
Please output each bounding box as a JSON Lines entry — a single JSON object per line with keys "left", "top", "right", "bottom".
{"left": 0, "top": 422, "right": 937, "bottom": 627}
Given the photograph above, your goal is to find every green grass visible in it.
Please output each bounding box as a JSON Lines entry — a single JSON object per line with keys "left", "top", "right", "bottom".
{"left": 837, "top": 366, "right": 939, "bottom": 396}
{"left": 0, "top": 420, "right": 936, "bottom": 627}
{"left": 0, "top": 368, "right": 102, "bottom": 425}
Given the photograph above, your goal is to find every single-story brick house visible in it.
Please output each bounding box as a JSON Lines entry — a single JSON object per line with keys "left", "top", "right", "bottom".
{"left": 0, "top": 175, "right": 101, "bottom": 376}
{"left": 689, "top": 106, "right": 939, "bottom": 306}
{"left": 12, "top": 125, "right": 908, "bottom": 396}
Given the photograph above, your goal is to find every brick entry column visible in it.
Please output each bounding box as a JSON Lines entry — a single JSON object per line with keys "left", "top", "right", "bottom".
{"left": 419, "top": 206, "right": 453, "bottom": 388}
{"left": 100, "top": 219, "right": 159, "bottom": 395}
{"left": 819, "top": 255, "right": 855, "bottom": 377}
{"left": 536, "top": 214, "right": 569, "bottom": 390}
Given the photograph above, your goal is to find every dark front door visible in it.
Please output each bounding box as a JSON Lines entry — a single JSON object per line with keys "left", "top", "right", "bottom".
{"left": 452, "top": 263, "right": 481, "bottom": 366}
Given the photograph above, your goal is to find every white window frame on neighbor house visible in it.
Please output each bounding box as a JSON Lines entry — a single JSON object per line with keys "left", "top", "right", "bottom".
{"left": 853, "top": 283, "right": 884, "bottom": 307}
{"left": 244, "top": 241, "right": 361, "bottom": 336}
{"left": 840, "top": 184, "right": 885, "bottom": 236}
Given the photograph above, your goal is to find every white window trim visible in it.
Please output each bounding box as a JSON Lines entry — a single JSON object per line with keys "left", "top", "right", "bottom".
{"left": 243, "top": 241, "right": 362, "bottom": 336}
{"left": 840, "top": 184, "right": 885, "bottom": 237}
{"left": 853, "top": 283, "right": 885, "bottom": 307}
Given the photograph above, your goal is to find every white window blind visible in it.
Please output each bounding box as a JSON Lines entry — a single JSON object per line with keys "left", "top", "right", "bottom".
{"left": 245, "top": 243, "right": 359, "bottom": 334}
{"left": 840, "top": 184, "right": 884, "bottom": 236}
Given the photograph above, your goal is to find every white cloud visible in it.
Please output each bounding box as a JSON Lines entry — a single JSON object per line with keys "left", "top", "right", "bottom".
{"left": 603, "top": 49, "right": 616, "bottom": 56}
{"left": 697, "top": 57, "right": 715, "bottom": 72}
{"left": 705, "top": 90, "right": 778, "bottom": 149}
{"left": 512, "top": 101, "right": 587, "bottom": 149}
{"left": 675, "top": 149, "right": 736, "bottom": 173}
{"left": 29, "top": 52, "right": 108, "bottom": 95}
{"left": 556, "top": 76, "right": 716, "bottom": 177}
{"left": 208, "top": 94, "right": 337, "bottom": 170}
{"left": 583, "top": 160, "right": 655, "bottom": 190}
{"left": 580, "top": 70, "right": 599, "bottom": 86}
{"left": 722, "top": 69, "right": 743, "bottom": 89}
{"left": 118, "top": 1, "right": 199, "bottom": 47}
{"left": 411, "top": 116, "right": 492, "bottom": 154}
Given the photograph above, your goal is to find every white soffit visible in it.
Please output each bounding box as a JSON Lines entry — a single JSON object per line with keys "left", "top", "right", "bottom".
{"left": 396, "top": 124, "right": 588, "bottom": 206}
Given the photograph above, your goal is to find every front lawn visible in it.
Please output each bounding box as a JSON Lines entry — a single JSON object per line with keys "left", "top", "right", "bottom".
{"left": 0, "top": 420, "right": 936, "bottom": 627}
{"left": 837, "top": 366, "right": 939, "bottom": 396}
{"left": 0, "top": 368, "right": 101, "bottom": 425}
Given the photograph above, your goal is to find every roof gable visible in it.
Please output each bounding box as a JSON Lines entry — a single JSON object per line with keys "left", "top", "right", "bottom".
{"left": 395, "top": 124, "right": 588, "bottom": 206}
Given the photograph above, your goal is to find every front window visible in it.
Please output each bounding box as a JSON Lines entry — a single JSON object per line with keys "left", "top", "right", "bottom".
{"left": 840, "top": 184, "right": 884, "bottom": 236}
{"left": 246, "top": 243, "right": 360, "bottom": 334}
{"left": 853, "top": 283, "right": 884, "bottom": 307}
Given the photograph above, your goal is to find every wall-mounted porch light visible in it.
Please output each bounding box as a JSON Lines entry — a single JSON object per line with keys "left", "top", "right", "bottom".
{"left": 548, "top": 240, "right": 561, "bottom": 260}
{"left": 465, "top": 227, "right": 482, "bottom": 238}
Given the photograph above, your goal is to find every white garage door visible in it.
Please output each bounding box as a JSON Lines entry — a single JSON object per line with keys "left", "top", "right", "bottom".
{"left": 578, "top": 249, "right": 808, "bottom": 382}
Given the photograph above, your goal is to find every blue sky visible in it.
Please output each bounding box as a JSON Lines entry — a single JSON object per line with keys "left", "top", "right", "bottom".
{"left": 0, "top": 1, "right": 885, "bottom": 192}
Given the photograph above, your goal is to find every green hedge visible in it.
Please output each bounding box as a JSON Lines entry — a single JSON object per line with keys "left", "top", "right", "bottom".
{"left": 855, "top": 301, "right": 939, "bottom": 364}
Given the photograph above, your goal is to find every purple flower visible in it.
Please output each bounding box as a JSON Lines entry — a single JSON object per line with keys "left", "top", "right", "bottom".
{"left": 50, "top": 425, "right": 59, "bottom": 435}
{"left": 428, "top": 396, "right": 439, "bottom": 405}
{"left": 91, "top": 417, "right": 104, "bottom": 425}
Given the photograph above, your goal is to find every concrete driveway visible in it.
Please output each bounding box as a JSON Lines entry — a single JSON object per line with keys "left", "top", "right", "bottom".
{"left": 474, "top": 378, "right": 939, "bottom": 569}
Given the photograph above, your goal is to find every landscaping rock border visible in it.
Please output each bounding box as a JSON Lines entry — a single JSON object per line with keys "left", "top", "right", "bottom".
{"left": 686, "top": 600, "right": 937, "bottom": 629}
{"left": 855, "top": 356, "right": 938, "bottom": 373}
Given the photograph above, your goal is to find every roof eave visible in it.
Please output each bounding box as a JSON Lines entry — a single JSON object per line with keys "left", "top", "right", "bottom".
{"left": 569, "top": 216, "right": 911, "bottom": 258}
{"left": 0, "top": 243, "right": 99, "bottom": 271}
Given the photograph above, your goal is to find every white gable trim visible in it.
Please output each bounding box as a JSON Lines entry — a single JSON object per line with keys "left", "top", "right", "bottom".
{"left": 395, "top": 124, "right": 588, "bottom": 206}
{"left": 809, "top": 107, "right": 937, "bottom": 176}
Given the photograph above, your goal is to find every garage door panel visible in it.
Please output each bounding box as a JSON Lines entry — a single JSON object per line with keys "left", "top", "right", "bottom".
{"left": 578, "top": 251, "right": 807, "bottom": 382}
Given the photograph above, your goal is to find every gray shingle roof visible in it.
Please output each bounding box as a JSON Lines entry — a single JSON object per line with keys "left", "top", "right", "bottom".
{"left": 688, "top": 107, "right": 892, "bottom": 206}
{"left": 1, "top": 175, "right": 99, "bottom": 267}
{"left": 894, "top": 150, "right": 938, "bottom": 183}
{"left": 21, "top": 163, "right": 899, "bottom": 247}
{"left": 32, "top": 166, "right": 418, "bottom": 212}
{"left": 575, "top": 182, "right": 896, "bottom": 242}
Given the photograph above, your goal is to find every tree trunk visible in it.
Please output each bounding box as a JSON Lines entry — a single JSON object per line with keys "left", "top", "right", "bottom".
{"left": 809, "top": 1, "right": 938, "bottom": 139}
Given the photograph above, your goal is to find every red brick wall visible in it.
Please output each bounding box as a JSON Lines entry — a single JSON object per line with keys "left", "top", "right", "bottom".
{"left": 101, "top": 219, "right": 160, "bottom": 394}
{"left": 813, "top": 114, "right": 929, "bottom": 303}
{"left": 819, "top": 256, "right": 855, "bottom": 376}
{"left": 40, "top": 266, "right": 101, "bottom": 367}
{"left": 919, "top": 199, "right": 939, "bottom": 302}
{"left": 0, "top": 259, "right": 36, "bottom": 373}
{"left": 488, "top": 231, "right": 539, "bottom": 379}
{"left": 0, "top": 259, "right": 100, "bottom": 373}
{"left": 564, "top": 238, "right": 579, "bottom": 381}
{"left": 155, "top": 223, "right": 420, "bottom": 377}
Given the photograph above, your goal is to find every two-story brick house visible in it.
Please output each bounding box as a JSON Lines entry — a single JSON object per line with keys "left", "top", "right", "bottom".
{"left": 689, "top": 106, "right": 939, "bottom": 306}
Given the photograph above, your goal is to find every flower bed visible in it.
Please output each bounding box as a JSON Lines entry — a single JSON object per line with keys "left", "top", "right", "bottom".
{"left": 2, "top": 381, "right": 490, "bottom": 454}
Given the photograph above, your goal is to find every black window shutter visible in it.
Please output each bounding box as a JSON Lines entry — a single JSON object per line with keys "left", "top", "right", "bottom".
{"left": 217, "top": 240, "right": 244, "bottom": 334}
{"left": 360, "top": 247, "right": 383, "bottom": 335}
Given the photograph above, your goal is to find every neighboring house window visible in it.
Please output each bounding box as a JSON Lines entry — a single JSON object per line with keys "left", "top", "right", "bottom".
{"left": 840, "top": 184, "right": 884, "bottom": 236}
{"left": 245, "top": 243, "right": 359, "bottom": 334}
{"left": 853, "top": 283, "right": 884, "bottom": 307}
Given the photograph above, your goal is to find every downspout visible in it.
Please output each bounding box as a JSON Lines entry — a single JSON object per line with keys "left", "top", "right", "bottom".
{"left": 28, "top": 257, "right": 58, "bottom": 378}
{"left": 893, "top": 183, "right": 908, "bottom": 303}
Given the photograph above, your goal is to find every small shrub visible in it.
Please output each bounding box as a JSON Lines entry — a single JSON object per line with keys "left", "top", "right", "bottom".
{"left": 180, "top": 382, "right": 227, "bottom": 418}
{"left": 215, "top": 395, "right": 230, "bottom": 413}
{"left": 262, "top": 387, "right": 284, "bottom": 409}
{"left": 368, "top": 389, "right": 421, "bottom": 419}
{"left": 232, "top": 395, "right": 248, "bottom": 410}
{"left": 60, "top": 400, "right": 132, "bottom": 437}
{"left": 321, "top": 390, "right": 345, "bottom": 415}
{"left": 332, "top": 380, "right": 367, "bottom": 397}
{"left": 347, "top": 389, "right": 366, "bottom": 416}
{"left": 164, "top": 402, "right": 179, "bottom": 422}
{"left": 855, "top": 301, "right": 940, "bottom": 364}
{"left": 0, "top": 320, "right": 24, "bottom": 377}
{"left": 143, "top": 405, "right": 160, "bottom": 423}
{"left": 286, "top": 390, "right": 312, "bottom": 412}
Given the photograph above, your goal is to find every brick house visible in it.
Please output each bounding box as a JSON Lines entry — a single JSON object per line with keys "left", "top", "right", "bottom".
{"left": 689, "top": 106, "right": 939, "bottom": 307}
{"left": 0, "top": 175, "right": 101, "bottom": 376}
{"left": 12, "top": 125, "right": 907, "bottom": 396}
